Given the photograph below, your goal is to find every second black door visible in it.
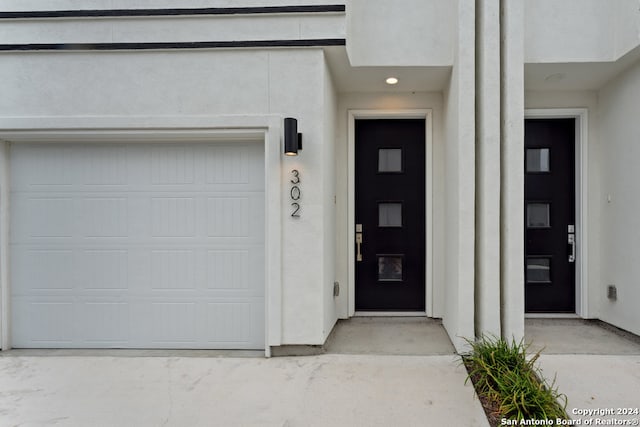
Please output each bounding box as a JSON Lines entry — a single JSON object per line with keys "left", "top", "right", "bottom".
{"left": 355, "top": 119, "right": 425, "bottom": 311}
{"left": 525, "top": 118, "right": 576, "bottom": 313}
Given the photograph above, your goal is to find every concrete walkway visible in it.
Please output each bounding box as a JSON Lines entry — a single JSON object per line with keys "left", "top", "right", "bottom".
{"left": 325, "top": 317, "right": 455, "bottom": 355}
{"left": 526, "top": 319, "right": 640, "bottom": 424}
{"left": 0, "top": 353, "right": 489, "bottom": 427}
{"left": 539, "top": 355, "right": 640, "bottom": 424}
{"left": 525, "top": 318, "right": 640, "bottom": 354}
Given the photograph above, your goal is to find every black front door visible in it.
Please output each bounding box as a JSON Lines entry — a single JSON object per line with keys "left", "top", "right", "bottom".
{"left": 524, "top": 118, "right": 576, "bottom": 313}
{"left": 355, "top": 119, "right": 425, "bottom": 311}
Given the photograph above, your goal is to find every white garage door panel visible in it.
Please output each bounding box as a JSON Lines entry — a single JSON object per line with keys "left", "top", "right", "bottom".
{"left": 11, "top": 142, "right": 265, "bottom": 349}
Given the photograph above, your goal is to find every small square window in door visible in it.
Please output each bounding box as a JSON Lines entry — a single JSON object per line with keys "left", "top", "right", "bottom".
{"left": 526, "top": 258, "right": 551, "bottom": 283}
{"left": 526, "top": 148, "right": 550, "bottom": 173}
{"left": 378, "top": 148, "right": 403, "bottom": 173}
{"left": 378, "top": 202, "right": 402, "bottom": 227}
{"left": 378, "top": 255, "right": 403, "bottom": 281}
{"left": 527, "top": 203, "right": 551, "bottom": 228}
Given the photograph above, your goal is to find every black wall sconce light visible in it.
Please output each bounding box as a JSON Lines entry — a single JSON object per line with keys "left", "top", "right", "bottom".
{"left": 284, "top": 117, "right": 303, "bottom": 156}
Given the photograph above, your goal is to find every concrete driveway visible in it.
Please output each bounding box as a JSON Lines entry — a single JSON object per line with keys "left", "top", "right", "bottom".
{"left": 5, "top": 319, "right": 636, "bottom": 426}
{"left": 0, "top": 353, "right": 489, "bottom": 427}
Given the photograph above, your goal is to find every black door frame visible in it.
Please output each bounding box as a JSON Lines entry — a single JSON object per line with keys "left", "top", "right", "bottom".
{"left": 347, "top": 110, "right": 433, "bottom": 317}
{"left": 524, "top": 109, "right": 588, "bottom": 317}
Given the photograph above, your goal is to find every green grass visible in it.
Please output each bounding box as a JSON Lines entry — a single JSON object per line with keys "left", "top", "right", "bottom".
{"left": 462, "top": 335, "right": 568, "bottom": 424}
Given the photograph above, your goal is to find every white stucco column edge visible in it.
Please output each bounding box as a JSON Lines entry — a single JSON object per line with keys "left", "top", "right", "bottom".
{"left": 524, "top": 108, "right": 589, "bottom": 318}
{"left": 0, "top": 115, "right": 284, "bottom": 356}
{"left": 0, "top": 141, "right": 9, "bottom": 350}
{"left": 500, "top": 0, "right": 525, "bottom": 342}
{"left": 346, "top": 109, "right": 434, "bottom": 317}
{"left": 475, "top": 0, "right": 502, "bottom": 338}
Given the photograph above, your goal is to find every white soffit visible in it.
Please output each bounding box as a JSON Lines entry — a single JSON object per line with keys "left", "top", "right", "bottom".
{"left": 525, "top": 45, "right": 640, "bottom": 91}
{"left": 324, "top": 47, "right": 452, "bottom": 93}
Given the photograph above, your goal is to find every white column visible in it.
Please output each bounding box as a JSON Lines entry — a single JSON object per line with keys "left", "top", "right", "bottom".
{"left": 442, "top": 0, "right": 476, "bottom": 353}
{"left": 0, "top": 140, "right": 9, "bottom": 350}
{"left": 475, "top": 0, "right": 502, "bottom": 338}
{"left": 500, "top": 0, "right": 525, "bottom": 342}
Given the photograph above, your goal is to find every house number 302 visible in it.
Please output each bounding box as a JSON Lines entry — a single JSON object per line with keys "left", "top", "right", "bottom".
{"left": 290, "top": 169, "right": 301, "bottom": 218}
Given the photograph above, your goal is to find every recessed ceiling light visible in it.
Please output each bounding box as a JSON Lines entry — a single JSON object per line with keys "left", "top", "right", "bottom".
{"left": 386, "top": 77, "right": 399, "bottom": 85}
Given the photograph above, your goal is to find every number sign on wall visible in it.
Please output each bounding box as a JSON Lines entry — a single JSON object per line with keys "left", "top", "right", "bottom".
{"left": 290, "top": 169, "right": 301, "bottom": 218}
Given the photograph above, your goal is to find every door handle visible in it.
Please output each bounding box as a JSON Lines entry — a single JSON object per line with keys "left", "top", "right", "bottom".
{"left": 356, "top": 223, "right": 363, "bottom": 262}
{"left": 568, "top": 226, "right": 575, "bottom": 263}
{"left": 356, "top": 232, "right": 363, "bottom": 261}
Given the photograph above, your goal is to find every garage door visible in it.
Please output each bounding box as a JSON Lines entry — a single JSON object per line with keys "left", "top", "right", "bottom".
{"left": 10, "top": 142, "right": 265, "bottom": 349}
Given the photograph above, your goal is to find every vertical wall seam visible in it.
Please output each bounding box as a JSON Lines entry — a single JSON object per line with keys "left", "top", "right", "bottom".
{"left": 474, "top": 0, "right": 481, "bottom": 339}
{"left": 499, "top": 0, "right": 510, "bottom": 339}
{"left": 499, "top": 0, "right": 506, "bottom": 338}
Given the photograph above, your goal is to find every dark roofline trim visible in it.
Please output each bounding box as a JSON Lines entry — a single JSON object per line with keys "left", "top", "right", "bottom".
{"left": 0, "top": 38, "right": 346, "bottom": 52}
{"left": 0, "top": 5, "right": 345, "bottom": 19}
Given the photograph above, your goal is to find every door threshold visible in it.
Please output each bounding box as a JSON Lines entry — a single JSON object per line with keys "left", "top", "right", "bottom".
{"left": 525, "top": 313, "right": 579, "bottom": 319}
{"left": 355, "top": 311, "right": 427, "bottom": 317}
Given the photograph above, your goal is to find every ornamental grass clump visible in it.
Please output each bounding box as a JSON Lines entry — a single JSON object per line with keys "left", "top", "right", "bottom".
{"left": 462, "top": 335, "right": 568, "bottom": 426}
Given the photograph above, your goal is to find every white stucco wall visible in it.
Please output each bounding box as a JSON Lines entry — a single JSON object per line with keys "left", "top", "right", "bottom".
{"left": 345, "top": 0, "right": 455, "bottom": 66}
{"left": 268, "top": 50, "right": 328, "bottom": 345}
{"left": 595, "top": 61, "right": 640, "bottom": 336}
{"left": 442, "top": 0, "right": 475, "bottom": 353}
{"left": 0, "top": 48, "right": 336, "bottom": 346}
{"left": 321, "top": 58, "right": 338, "bottom": 341}
{"left": 524, "top": 0, "right": 613, "bottom": 63}
{"left": 0, "top": 142, "right": 8, "bottom": 350}
{"left": 525, "top": 0, "right": 640, "bottom": 63}
{"left": 613, "top": 0, "right": 640, "bottom": 58}
{"left": 2, "top": 51, "right": 265, "bottom": 117}
{"left": 0, "top": 15, "right": 345, "bottom": 45}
